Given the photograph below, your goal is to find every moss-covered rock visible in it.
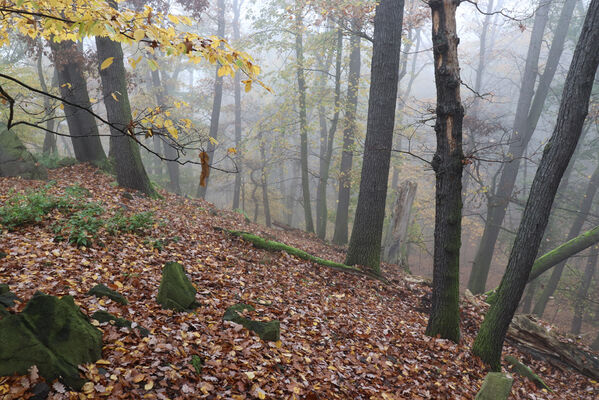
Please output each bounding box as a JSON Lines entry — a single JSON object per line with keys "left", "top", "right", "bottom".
{"left": 91, "top": 310, "right": 150, "bottom": 337}
{"left": 0, "top": 292, "right": 102, "bottom": 389}
{"left": 0, "top": 283, "right": 20, "bottom": 308}
{"left": 223, "top": 303, "right": 280, "bottom": 342}
{"left": 87, "top": 283, "right": 128, "bottom": 305}
{"left": 0, "top": 124, "right": 48, "bottom": 180}
{"left": 505, "top": 355, "right": 551, "bottom": 391}
{"left": 475, "top": 372, "right": 513, "bottom": 400}
{"left": 157, "top": 262, "right": 198, "bottom": 311}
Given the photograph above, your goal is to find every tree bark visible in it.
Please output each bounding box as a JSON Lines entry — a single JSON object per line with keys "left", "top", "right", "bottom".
{"left": 532, "top": 163, "right": 599, "bottom": 317}
{"left": 345, "top": 0, "right": 404, "bottom": 274}
{"left": 232, "top": 0, "right": 243, "bottom": 210}
{"left": 424, "top": 0, "right": 464, "bottom": 343}
{"left": 315, "top": 28, "right": 343, "bottom": 240}
{"left": 259, "top": 132, "right": 271, "bottom": 227}
{"left": 294, "top": 8, "right": 315, "bottom": 233}
{"left": 36, "top": 47, "right": 57, "bottom": 155}
{"left": 382, "top": 180, "right": 417, "bottom": 266}
{"left": 571, "top": 247, "right": 598, "bottom": 334}
{"left": 473, "top": 0, "right": 599, "bottom": 369}
{"left": 468, "top": 0, "right": 555, "bottom": 294}
{"left": 197, "top": 0, "right": 225, "bottom": 199}
{"left": 50, "top": 40, "right": 107, "bottom": 164}
{"left": 332, "top": 20, "right": 361, "bottom": 245}
{"left": 95, "top": 33, "right": 154, "bottom": 196}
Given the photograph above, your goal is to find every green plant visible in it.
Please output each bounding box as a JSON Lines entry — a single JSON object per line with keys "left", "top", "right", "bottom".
{"left": 57, "top": 203, "right": 104, "bottom": 247}
{"left": 36, "top": 154, "right": 78, "bottom": 170}
{"left": 106, "top": 211, "right": 154, "bottom": 235}
{"left": 0, "top": 186, "right": 57, "bottom": 230}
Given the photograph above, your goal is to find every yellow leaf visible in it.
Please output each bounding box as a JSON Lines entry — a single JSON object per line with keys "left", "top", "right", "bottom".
{"left": 133, "top": 29, "right": 145, "bottom": 41}
{"left": 129, "top": 56, "right": 142, "bottom": 69}
{"left": 96, "top": 359, "right": 111, "bottom": 365}
{"left": 111, "top": 92, "right": 119, "bottom": 102}
{"left": 217, "top": 65, "right": 228, "bottom": 77}
{"left": 82, "top": 382, "right": 94, "bottom": 394}
{"left": 100, "top": 57, "right": 114, "bottom": 70}
{"left": 115, "top": 281, "right": 123, "bottom": 289}
{"left": 209, "top": 137, "right": 218, "bottom": 146}
{"left": 148, "top": 58, "right": 159, "bottom": 71}
{"left": 61, "top": 82, "right": 72, "bottom": 89}
{"left": 168, "top": 15, "right": 180, "bottom": 25}
{"left": 245, "top": 371, "right": 255, "bottom": 380}
{"left": 133, "top": 374, "right": 145, "bottom": 383}
{"left": 144, "top": 381, "right": 154, "bottom": 390}
{"left": 227, "top": 147, "right": 237, "bottom": 154}
{"left": 243, "top": 79, "right": 252, "bottom": 92}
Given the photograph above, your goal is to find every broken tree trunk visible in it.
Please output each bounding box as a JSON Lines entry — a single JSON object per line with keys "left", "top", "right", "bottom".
{"left": 382, "top": 180, "right": 417, "bottom": 267}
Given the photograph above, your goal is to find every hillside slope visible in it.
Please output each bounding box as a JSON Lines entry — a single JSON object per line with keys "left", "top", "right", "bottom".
{"left": 0, "top": 164, "right": 597, "bottom": 399}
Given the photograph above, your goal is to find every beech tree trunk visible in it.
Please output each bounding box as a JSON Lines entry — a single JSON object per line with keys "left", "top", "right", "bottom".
{"left": 571, "top": 247, "right": 598, "bottom": 334}
{"left": 232, "top": 0, "right": 243, "bottom": 210}
{"left": 36, "top": 47, "right": 57, "bottom": 155}
{"left": 197, "top": 0, "right": 225, "bottom": 199}
{"left": 468, "top": 0, "right": 561, "bottom": 294}
{"left": 345, "top": 0, "right": 404, "bottom": 273}
{"left": 473, "top": 0, "right": 599, "bottom": 369}
{"left": 425, "top": 0, "right": 464, "bottom": 343}
{"left": 50, "top": 40, "right": 106, "bottom": 164}
{"left": 315, "top": 28, "right": 342, "bottom": 240}
{"left": 295, "top": 9, "right": 315, "bottom": 233}
{"left": 382, "top": 180, "right": 417, "bottom": 266}
{"left": 332, "top": 19, "right": 361, "bottom": 245}
{"left": 95, "top": 34, "right": 154, "bottom": 196}
{"left": 532, "top": 164, "right": 599, "bottom": 317}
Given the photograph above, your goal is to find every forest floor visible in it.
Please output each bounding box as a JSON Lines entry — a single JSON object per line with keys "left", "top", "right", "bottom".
{"left": 0, "top": 164, "right": 598, "bottom": 399}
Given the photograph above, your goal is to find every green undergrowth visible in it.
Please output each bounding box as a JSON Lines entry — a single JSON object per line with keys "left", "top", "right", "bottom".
{"left": 216, "top": 227, "right": 386, "bottom": 281}
{"left": 36, "top": 154, "right": 78, "bottom": 170}
{"left": 0, "top": 183, "right": 154, "bottom": 246}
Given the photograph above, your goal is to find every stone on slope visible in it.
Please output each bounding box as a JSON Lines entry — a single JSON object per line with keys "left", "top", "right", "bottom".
{"left": 87, "top": 283, "right": 128, "bottom": 305}
{"left": 475, "top": 372, "right": 513, "bottom": 400}
{"left": 0, "top": 123, "right": 47, "bottom": 180}
{"left": 0, "top": 292, "right": 102, "bottom": 389}
{"left": 157, "top": 262, "right": 198, "bottom": 311}
{"left": 223, "top": 303, "right": 280, "bottom": 342}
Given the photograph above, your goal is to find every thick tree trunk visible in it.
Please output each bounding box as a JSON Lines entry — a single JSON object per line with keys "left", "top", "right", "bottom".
{"left": 472, "top": 1, "right": 599, "bottom": 369}
{"left": 532, "top": 164, "right": 599, "bottom": 317}
{"left": 295, "top": 9, "right": 315, "bottom": 233}
{"left": 571, "top": 247, "right": 598, "bottom": 334}
{"left": 332, "top": 20, "right": 361, "bottom": 245}
{"left": 315, "top": 29, "right": 343, "bottom": 240}
{"left": 50, "top": 40, "right": 106, "bottom": 164}
{"left": 232, "top": 0, "right": 243, "bottom": 210}
{"left": 197, "top": 0, "right": 225, "bottom": 199}
{"left": 345, "top": 0, "right": 404, "bottom": 273}
{"left": 424, "top": 0, "right": 464, "bottom": 343}
{"left": 382, "top": 180, "right": 417, "bottom": 266}
{"left": 468, "top": 0, "right": 555, "bottom": 294}
{"left": 95, "top": 35, "right": 154, "bottom": 196}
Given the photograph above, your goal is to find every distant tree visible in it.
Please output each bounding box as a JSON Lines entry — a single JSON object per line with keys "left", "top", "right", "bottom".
{"left": 473, "top": 0, "right": 599, "bottom": 369}
{"left": 345, "top": 0, "right": 404, "bottom": 273}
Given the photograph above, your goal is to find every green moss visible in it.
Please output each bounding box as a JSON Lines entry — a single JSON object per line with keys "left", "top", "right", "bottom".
{"left": 505, "top": 355, "right": 551, "bottom": 391}
{"left": 87, "top": 284, "right": 128, "bottom": 305}
{"left": 191, "top": 355, "right": 204, "bottom": 375}
{"left": 157, "top": 262, "right": 198, "bottom": 311}
{"left": 475, "top": 372, "right": 513, "bottom": 400}
{"left": 223, "top": 303, "right": 280, "bottom": 342}
{"left": 91, "top": 310, "right": 131, "bottom": 328}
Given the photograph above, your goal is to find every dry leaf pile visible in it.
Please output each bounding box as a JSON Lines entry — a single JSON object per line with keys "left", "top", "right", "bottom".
{"left": 0, "top": 164, "right": 597, "bottom": 399}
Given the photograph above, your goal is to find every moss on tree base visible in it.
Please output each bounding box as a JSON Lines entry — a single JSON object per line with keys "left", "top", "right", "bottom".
{"left": 157, "top": 262, "right": 198, "bottom": 311}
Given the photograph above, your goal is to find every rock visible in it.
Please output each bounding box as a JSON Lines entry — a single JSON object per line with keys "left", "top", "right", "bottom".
{"left": 87, "top": 283, "right": 128, "bottom": 305}
{"left": 505, "top": 355, "right": 551, "bottom": 391}
{"left": 0, "top": 124, "right": 47, "bottom": 180}
{"left": 475, "top": 372, "right": 513, "bottom": 400}
{"left": 0, "top": 292, "right": 102, "bottom": 389}
{"left": 0, "top": 283, "right": 20, "bottom": 308}
{"left": 30, "top": 382, "right": 51, "bottom": 400}
{"left": 223, "top": 303, "right": 280, "bottom": 342}
{"left": 157, "top": 262, "right": 198, "bottom": 311}
{"left": 91, "top": 310, "right": 149, "bottom": 337}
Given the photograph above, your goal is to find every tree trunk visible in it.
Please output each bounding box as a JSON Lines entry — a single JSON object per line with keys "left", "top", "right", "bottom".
{"left": 232, "top": 0, "right": 243, "bottom": 210}
{"left": 472, "top": 0, "right": 599, "bottom": 369}
{"left": 532, "top": 163, "right": 599, "bottom": 317}
{"left": 345, "top": 0, "right": 404, "bottom": 274}
{"left": 197, "top": 0, "right": 225, "bottom": 199}
{"left": 259, "top": 133, "right": 271, "bottom": 227}
{"left": 36, "top": 47, "right": 57, "bottom": 155}
{"left": 95, "top": 33, "right": 154, "bottom": 196}
{"left": 50, "top": 40, "right": 106, "bottom": 164}
{"left": 382, "top": 180, "right": 417, "bottom": 266}
{"left": 424, "top": 0, "right": 464, "bottom": 343}
{"left": 295, "top": 9, "right": 315, "bottom": 233}
{"left": 468, "top": 0, "right": 554, "bottom": 294}
{"left": 332, "top": 20, "right": 361, "bottom": 245}
{"left": 571, "top": 247, "right": 598, "bottom": 334}
{"left": 316, "top": 28, "right": 343, "bottom": 240}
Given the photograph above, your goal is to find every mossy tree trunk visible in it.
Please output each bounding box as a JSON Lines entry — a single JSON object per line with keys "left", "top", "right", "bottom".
{"left": 344, "top": 0, "right": 404, "bottom": 273}
{"left": 424, "top": 0, "right": 464, "bottom": 343}
{"left": 50, "top": 40, "right": 107, "bottom": 164}
{"left": 95, "top": 20, "right": 154, "bottom": 196}
{"left": 473, "top": 1, "right": 599, "bottom": 369}
{"left": 197, "top": 0, "right": 225, "bottom": 199}
{"left": 332, "top": 19, "right": 361, "bottom": 245}
{"left": 532, "top": 164, "right": 599, "bottom": 317}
